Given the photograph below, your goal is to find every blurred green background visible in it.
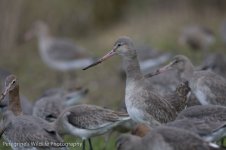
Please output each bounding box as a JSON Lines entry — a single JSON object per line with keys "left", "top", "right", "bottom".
{"left": 0, "top": 0, "right": 226, "bottom": 149}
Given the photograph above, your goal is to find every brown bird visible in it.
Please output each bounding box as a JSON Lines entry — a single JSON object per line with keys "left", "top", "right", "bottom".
{"left": 164, "top": 81, "right": 190, "bottom": 113}
{"left": 0, "top": 75, "right": 67, "bottom": 150}
{"left": 131, "top": 123, "right": 151, "bottom": 137}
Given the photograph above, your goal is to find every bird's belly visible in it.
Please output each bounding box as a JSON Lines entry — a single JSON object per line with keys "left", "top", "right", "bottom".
{"left": 194, "top": 89, "right": 209, "bottom": 105}
{"left": 64, "top": 121, "right": 111, "bottom": 140}
{"left": 126, "top": 105, "right": 145, "bottom": 123}
{"left": 125, "top": 82, "right": 146, "bottom": 123}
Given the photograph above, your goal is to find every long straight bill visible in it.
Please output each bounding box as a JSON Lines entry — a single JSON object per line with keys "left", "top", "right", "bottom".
{"left": 83, "top": 48, "right": 116, "bottom": 70}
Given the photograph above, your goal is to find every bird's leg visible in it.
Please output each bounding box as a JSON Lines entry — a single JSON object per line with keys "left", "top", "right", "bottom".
{"left": 56, "top": 71, "right": 63, "bottom": 84}
{"left": 88, "top": 138, "right": 93, "bottom": 150}
{"left": 220, "top": 137, "right": 225, "bottom": 147}
{"left": 82, "top": 140, "right": 86, "bottom": 150}
{"left": 0, "top": 127, "right": 6, "bottom": 138}
{"left": 102, "top": 131, "right": 112, "bottom": 150}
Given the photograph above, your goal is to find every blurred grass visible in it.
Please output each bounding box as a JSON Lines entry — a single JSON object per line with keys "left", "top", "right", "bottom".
{"left": 0, "top": 1, "right": 226, "bottom": 150}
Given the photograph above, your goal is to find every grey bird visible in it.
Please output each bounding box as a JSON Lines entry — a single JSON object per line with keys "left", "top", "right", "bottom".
{"left": 0, "top": 74, "right": 67, "bottom": 150}
{"left": 174, "top": 105, "right": 226, "bottom": 142}
{"left": 25, "top": 21, "right": 95, "bottom": 72}
{"left": 151, "top": 55, "right": 226, "bottom": 106}
{"left": 83, "top": 36, "right": 180, "bottom": 126}
{"left": 166, "top": 118, "right": 226, "bottom": 142}
{"left": 117, "top": 126, "right": 220, "bottom": 150}
{"left": 33, "top": 87, "right": 88, "bottom": 122}
{"left": 201, "top": 53, "right": 226, "bottom": 79}
{"left": 178, "top": 25, "right": 215, "bottom": 52}
{"left": 54, "top": 104, "right": 131, "bottom": 150}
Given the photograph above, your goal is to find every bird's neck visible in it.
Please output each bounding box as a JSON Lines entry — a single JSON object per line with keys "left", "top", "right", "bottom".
{"left": 8, "top": 86, "right": 22, "bottom": 116}
{"left": 53, "top": 117, "right": 66, "bottom": 136}
{"left": 123, "top": 54, "right": 142, "bottom": 81}
{"left": 181, "top": 63, "right": 194, "bottom": 81}
{"left": 37, "top": 31, "right": 52, "bottom": 50}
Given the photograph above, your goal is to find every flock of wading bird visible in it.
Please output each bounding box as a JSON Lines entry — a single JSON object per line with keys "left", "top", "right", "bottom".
{"left": 1, "top": 21, "right": 226, "bottom": 150}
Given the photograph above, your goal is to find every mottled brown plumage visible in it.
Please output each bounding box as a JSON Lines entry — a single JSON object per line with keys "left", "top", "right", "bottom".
{"left": 54, "top": 104, "right": 130, "bottom": 150}
{"left": 165, "top": 81, "right": 190, "bottom": 113}
{"left": 83, "top": 36, "right": 178, "bottom": 127}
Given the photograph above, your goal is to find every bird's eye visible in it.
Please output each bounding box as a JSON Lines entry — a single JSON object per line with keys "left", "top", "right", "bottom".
{"left": 12, "top": 80, "right": 16, "bottom": 84}
{"left": 117, "top": 43, "right": 122, "bottom": 47}
{"left": 174, "top": 60, "right": 179, "bottom": 64}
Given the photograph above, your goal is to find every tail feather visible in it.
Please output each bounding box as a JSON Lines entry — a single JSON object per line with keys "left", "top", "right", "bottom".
{"left": 204, "top": 123, "right": 226, "bottom": 142}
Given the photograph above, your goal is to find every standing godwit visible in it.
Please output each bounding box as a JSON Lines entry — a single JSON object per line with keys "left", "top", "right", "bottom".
{"left": 25, "top": 21, "right": 95, "bottom": 83}
{"left": 83, "top": 36, "right": 180, "bottom": 126}
{"left": 151, "top": 55, "right": 226, "bottom": 106}
{"left": 54, "top": 104, "right": 130, "bottom": 150}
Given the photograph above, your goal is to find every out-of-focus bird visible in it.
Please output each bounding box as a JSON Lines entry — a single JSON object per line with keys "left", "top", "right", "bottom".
{"left": 25, "top": 21, "right": 95, "bottom": 83}
{"left": 179, "top": 25, "right": 215, "bottom": 52}
{"left": 201, "top": 53, "right": 226, "bottom": 79}
{"left": 33, "top": 86, "right": 88, "bottom": 122}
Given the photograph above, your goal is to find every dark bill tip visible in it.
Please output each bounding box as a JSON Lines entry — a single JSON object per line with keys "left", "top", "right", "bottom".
{"left": 82, "top": 60, "right": 102, "bottom": 70}
{"left": 144, "top": 69, "right": 161, "bottom": 78}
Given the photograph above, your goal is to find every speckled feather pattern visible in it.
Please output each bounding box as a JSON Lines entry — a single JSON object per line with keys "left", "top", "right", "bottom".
{"left": 177, "top": 105, "right": 226, "bottom": 121}
{"left": 63, "top": 104, "right": 130, "bottom": 130}
{"left": 165, "top": 81, "right": 190, "bottom": 113}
